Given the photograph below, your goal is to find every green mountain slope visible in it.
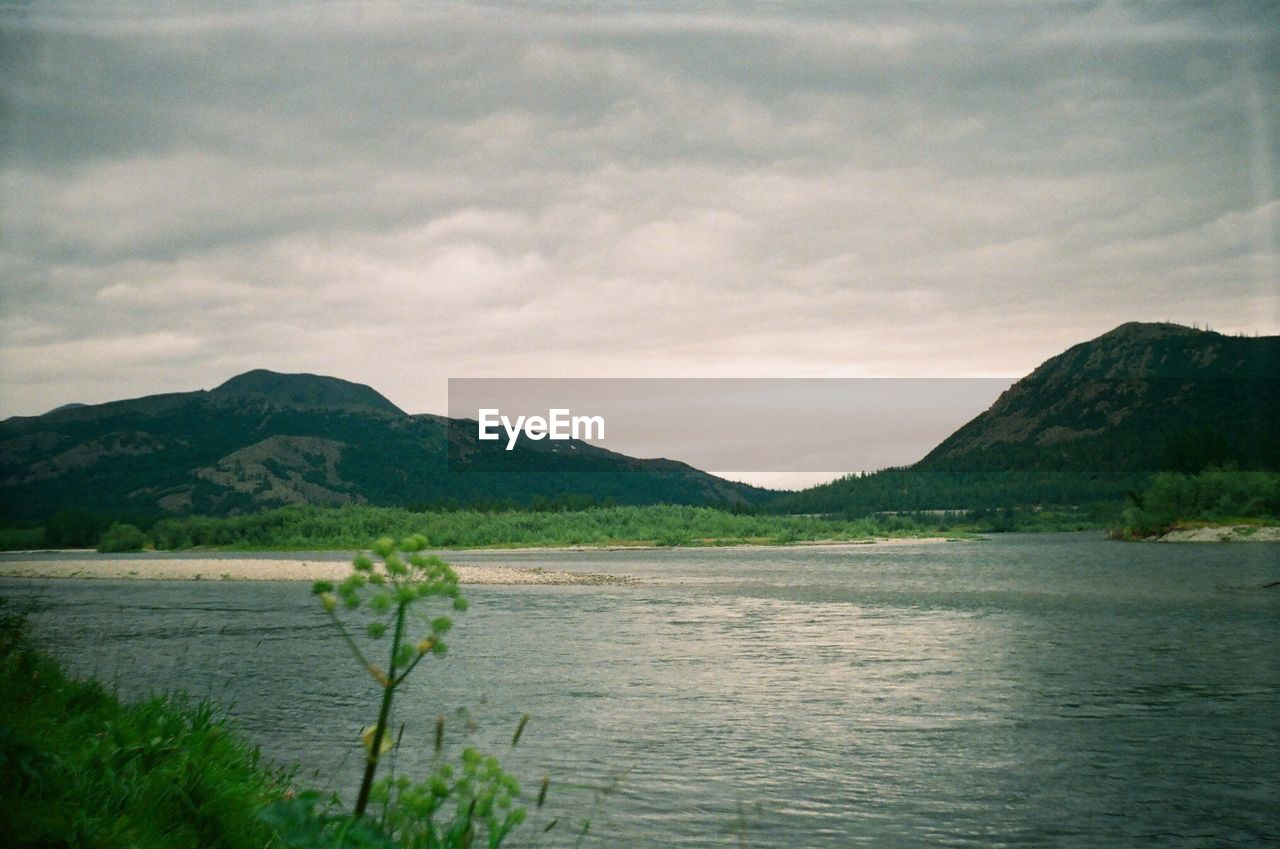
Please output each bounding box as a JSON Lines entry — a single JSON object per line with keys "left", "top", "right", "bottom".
{"left": 917, "top": 322, "right": 1279, "bottom": 473}
{"left": 775, "top": 322, "right": 1280, "bottom": 514}
{"left": 0, "top": 371, "right": 768, "bottom": 520}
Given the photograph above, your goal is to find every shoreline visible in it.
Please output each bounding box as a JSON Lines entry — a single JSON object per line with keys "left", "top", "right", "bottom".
{"left": 1155, "top": 525, "right": 1280, "bottom": 543}
{"left": 0, "top": 538, "right": 961, "bottom": 583}
{"left": 440, "top": 536, "right": 962, "bottom": 554}
{"left": 1, "top": 536, "right": 963, "bottom": 558}
{"left": 0, "top": 558, "right": 636, "bottom": 585}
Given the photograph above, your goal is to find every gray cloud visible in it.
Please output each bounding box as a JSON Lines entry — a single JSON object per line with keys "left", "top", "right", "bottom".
{"left": 1, "top": 0, "right": 1276, "bottom": 426}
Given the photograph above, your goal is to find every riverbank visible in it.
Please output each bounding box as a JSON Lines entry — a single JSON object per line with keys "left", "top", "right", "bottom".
{"left": 0, "top": 556, "right": 637, "bottom": 584}
{"left": 0, "top": 602, "right": 290, "bottom": 848}
{"left": 1156, "top": 525, "right": 1280, "bottom": 543}
{"left": 0, "top": 537, "right": 959, "bottom": 583}
{"left": 65, "top": 503, "right": 972, "bottom": 552}
{"left": 439, "top": 536, "right": 960, "bottom": 554}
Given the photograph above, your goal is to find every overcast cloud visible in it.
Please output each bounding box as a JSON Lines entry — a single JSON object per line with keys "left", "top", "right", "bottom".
{"left": 1, "top": 1, "right": 1277, "bottom": 422}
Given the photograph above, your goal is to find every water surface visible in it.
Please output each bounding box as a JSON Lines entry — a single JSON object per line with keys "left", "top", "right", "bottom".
{"left": 4, "top": 534, "right": 1277, "bottom": 847}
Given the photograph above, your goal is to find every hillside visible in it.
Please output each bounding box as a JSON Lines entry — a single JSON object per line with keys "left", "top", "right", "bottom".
{"left": 775, "top": 323, "right": 1280, "bottom": 514}
{"left": 6, "top": 324, "right": 1274, "bottom": 523}
{"left": 918, "top": 322, "right": 1279, "bottom": 473}
{"left": 0, "top": 371, "right": 768, "bottom": 520}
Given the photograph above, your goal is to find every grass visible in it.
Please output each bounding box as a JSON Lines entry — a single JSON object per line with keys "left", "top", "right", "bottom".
{"left": 4, "top": 500, "right": 1134, "bottom": 554}
{"left": 0, "top": 600, "right": 293, "bottom": 848}
{"left": 142, "top": 504, "right": 964, "bottom": 551}
{"left": 6, "top": 500, "right": 1145, "bottom": 555}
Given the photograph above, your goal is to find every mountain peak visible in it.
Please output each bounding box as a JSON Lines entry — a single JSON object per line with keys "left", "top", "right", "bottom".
{"left": 915, "top": 320, "right": 1279, "bottom": 473}
{"left": 1, "top": 369, "right": 763, "bottom": 518}
{"left": 1035, "top": 321, "right": 1275, "bottom": 383}
{"left": 210, "top": 370, "right": 404, "bottom": 415}
{"left": 1096, "top": 321, "right": 1218, "bottom": 343}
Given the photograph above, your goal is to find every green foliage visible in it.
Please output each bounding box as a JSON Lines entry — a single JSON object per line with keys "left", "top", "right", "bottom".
{"left": 261, "top": 541, "right": 537, "bottom": 848}
{"left": 959, "top": 504, "right": 1120, "bottom": 533}
{"left": 771, "top": 468, "right": 1143, "bottom": 516}
{"left": 0, "top": 596, "right": 44, "bottom": 656}
{"left": 1115, "top": 468, "right": 1280, "bottom": 538}
{"left": 98, "top": 521, "right": 149, "bottom": 552}
{"left": 263, "top": 747, "right": 532, "bottom": 849}
{"left": 43, "top": 508, "right": 111, "bottom": 548}
{"left": 261, "top": 792, "right": 396, "bottom": 848}
{"left": 147, "top": 503, "right": 956, "bottom": 551}
{"left": 313, "top": 538, "right": 469, "bottom": 818}
{"left": 0, "top": 525, "right": 45, "bottom": 551}
{"left": 1162, "top": 426, "right": 1230, "bottom": 474}
{"left": 0, "top": 600, "right": 291, "bottom": 849}
{"left": 366, "top": 747, "right": 528, "bottom": 848}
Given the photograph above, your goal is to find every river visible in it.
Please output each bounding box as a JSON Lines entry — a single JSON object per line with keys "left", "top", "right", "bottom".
{"left": 3, "top": 533, "right": 1277, "bottom": 847}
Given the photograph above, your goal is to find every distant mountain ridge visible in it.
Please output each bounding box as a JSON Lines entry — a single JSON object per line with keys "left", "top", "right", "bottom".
{"left": 5, "top": 323, "right": 1276, "bottom": 520}
{"left": 774, "top": 322, "right": 1280, "bottom": 513}
{"left": 916, "top": 322, "right": 1279, "bottom": 473}
{"left": 19, "top": 370, "right": 404, "bottom": 425}
{"left": 0, "top": 371, "right": 767, "bottom": 520}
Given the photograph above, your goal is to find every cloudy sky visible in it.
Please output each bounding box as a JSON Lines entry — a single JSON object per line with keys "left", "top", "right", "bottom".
{"left": 2, "top": 0, "right": 1277, "bottom": 423}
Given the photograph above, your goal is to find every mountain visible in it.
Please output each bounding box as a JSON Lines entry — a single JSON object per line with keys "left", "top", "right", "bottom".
{"left": 916, "top": 322, "right": 1279, "bottom": 473}
{"left": 7, "top": 324, "right": 1274, "bottom": 521}
{"left": 209, "top": 369, "right": 405, "bottom": 414}
{"left": 0, "top": 371, "right": 768, "bottom": 520}
{"left": 774, "top": 322, "right": 1280, "bottom": 513}
{"left": 43, "top": 403, "right": 88, "bottom": 415}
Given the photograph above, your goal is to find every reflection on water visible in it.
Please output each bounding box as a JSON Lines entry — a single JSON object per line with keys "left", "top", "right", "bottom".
{"left": 4, "top": 534, "right": 1278, "bottom": 848}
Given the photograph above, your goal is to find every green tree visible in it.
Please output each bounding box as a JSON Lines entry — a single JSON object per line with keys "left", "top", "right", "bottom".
{"left": 97, "top": 522, "right": 148, "bottom": 553}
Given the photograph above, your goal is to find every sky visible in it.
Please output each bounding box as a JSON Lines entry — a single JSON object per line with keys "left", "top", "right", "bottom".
{"left": 2, "top": 1, "right": 1278, "bottom": 430}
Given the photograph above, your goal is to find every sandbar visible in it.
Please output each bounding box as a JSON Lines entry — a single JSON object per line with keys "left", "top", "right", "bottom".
{"left": 0, "top": 557, "right": 635, "bottom": 585}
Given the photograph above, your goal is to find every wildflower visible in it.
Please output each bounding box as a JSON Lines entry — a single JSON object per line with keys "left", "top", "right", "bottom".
{"left": 362, "top": 725, "right": 394, "bottom": 756}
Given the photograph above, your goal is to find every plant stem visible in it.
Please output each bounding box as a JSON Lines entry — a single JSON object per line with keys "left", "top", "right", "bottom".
{"left": 326, "top": 608, "right": 378, "bottom": 681}
{"left": 354, "top": 601, "right": 406, "bottom": 817}
{"left": 392, "top": 646, "right": 427, "bottom": 687}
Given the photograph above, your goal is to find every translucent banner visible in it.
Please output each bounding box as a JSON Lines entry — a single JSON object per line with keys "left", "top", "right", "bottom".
{"left": 447, "top": 377, "right": 1016, "bottom": 476}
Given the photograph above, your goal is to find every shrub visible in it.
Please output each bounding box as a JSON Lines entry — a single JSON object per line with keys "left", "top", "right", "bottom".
{"left": 1115, "top": 468, "right": 1280, "bottom": 538}
{"left": 0, "top": 527, "right": 45, "bottom": 551}
{"left": 44, "top": 508, "right": 109, "bottom": 548}
{"left": 97, "top": 522, "right": 148, "bottom": 552}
